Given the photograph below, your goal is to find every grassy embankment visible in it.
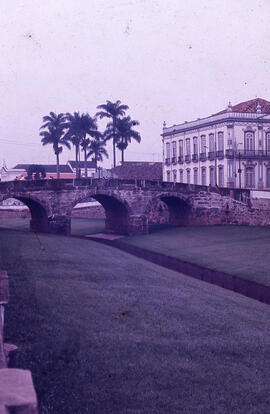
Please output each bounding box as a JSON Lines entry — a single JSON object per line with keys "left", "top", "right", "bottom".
{"left": 1, "top": 225, "right": 270, "bottom": 413}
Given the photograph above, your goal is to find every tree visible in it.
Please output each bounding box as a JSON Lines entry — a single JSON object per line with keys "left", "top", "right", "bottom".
{"left": 26, "top": 164, "right": 46, "bottom": 180}
{"left": 39, "top": 112, "right": 70, "bottom": 179}
{"left": 65, "top": 112, "right": 101, "bottom": 178}
{"left": 96, "top": 100, "right": 129, "bottom": 167}
{"left": 87, "top": 139, "right": 108, "bottom": 172}
{"left": 114, "top": 116, "right": 141, "bottom": 163}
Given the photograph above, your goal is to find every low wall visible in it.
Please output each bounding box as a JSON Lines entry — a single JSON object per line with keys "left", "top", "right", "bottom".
{"left": 0, "top": 270, "right": 38, "bottom": 413}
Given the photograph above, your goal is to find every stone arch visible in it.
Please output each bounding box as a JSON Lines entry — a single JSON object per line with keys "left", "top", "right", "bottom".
{"left": 71, "top": 192, "right": 132, "bottom": 235}
{"left": 2, "top": 194, "right": 49, "bottom": 233}
{"left": 145, "top": 192, "right": 191, "bottom": 227}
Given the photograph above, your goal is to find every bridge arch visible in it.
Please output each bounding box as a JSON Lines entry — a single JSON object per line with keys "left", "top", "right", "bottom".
{"left": 70, "top": 192, "right": 132, "bottom": 235}
{"left": 145, "top": 192, "right": 191, "bottom": 227}
{"left": 1, "top": 194, "right": 49, "bottom": 233}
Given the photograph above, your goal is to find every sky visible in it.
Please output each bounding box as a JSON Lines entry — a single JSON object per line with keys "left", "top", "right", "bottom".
{"left": 0, "top": 0, "right": 270, "bottom": 169}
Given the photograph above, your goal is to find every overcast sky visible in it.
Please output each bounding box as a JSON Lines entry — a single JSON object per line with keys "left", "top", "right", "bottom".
{"left": 1, "top": 0, "right": 269, "bottom": 168}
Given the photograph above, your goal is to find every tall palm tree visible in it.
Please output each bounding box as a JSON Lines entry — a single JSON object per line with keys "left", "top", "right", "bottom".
{"left": 80, "top": 137, "right": 90, "bottom": 178}
{"left": 115, "top": 116, "right": 141, "bottom": 163}
{"left": 39, "top": 112, "right": 70, "bottom": 179}
{"left": 96, "top": 100, "right": 129, "bottom": 167}
{"left": 87, "top": 139, "right": 108, "bottom": 172}
{"left": 65, "top": 112, "right": 101, "bottom": 178}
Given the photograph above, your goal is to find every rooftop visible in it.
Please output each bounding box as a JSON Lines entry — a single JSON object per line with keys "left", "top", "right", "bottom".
{"left": 13, "top": 164, "right": 73, "bottom": 173}
{"left": 111, "top": 161, "right": 162, "bottom": 181}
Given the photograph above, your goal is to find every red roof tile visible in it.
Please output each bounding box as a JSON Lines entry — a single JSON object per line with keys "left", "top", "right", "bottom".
{"left": 216, "top": 98, "right": 270, "bottom": 115}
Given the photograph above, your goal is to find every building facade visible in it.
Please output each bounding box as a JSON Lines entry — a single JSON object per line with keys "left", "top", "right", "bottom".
{"left": 162, "top": 98, "right": 270, "bottom": 189}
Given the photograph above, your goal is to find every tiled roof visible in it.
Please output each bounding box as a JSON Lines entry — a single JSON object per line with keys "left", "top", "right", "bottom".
{"left": 13, "top": 164, "right": 73, "bottom": 173}
{"left": 216, "top": 98, "right": 270, "bottom": 114}
{"left": 68, "top": 160, "right": 96, "bottom": 169}
{"left": 111, "top": 162, "right": 162, "bottom": 180}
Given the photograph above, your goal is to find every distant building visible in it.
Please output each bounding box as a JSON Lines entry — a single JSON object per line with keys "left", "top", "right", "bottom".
{"left": 0, "top": 163, "right": 75, "bottom": 181}
{"left": 111, "top": 161, "right": 162, "bottom": 181}
{"left": 67, "top": 160, "right": 96, "bottom": 178}
{"left": 162, "top": 97, "right": 270, "bottom": 189}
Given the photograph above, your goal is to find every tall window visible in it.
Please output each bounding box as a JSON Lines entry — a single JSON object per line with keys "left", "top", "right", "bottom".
{"left": 218, "top": 166, "right": 224, "bottom": 187}
{"left": 193, "top": 137, "right": 198, "bottom": 154}
{"left": 166, "top": 142, "right": 170, "bottom": 159}
{"left": 245, "top": 167, "right": 255, "bottom": 188}
{"left": 245, "top": 132, "right": 255, "bottom": 153}
{"left": 179, "top": 140, "right": 183, "bottom": 157}
{"left": 266, "top": 133, "right": 270, "bottom": 154}
{"left": 228, "top": 160, "right": 233, "bottom": 181}
{"left": 194, "top": 168, "right": 198, "bottom": 185}
{"left": 218, "top": 132, "right": 224, "bottom": 151}
{"left": 173, "top": 170, "right": 177, "bottom": 183}
{"left": 172, "top": 141, "right": 176, "bottom": 158}
{"left": 186, "top": 138, "right": 191, "bottom": 155}
{"left": 187, "top": 169, "right": 190, "bottom": 184}
{"left": 201, "top": 135, "right": 206, "bottom": 153}
{"left": 179, "top": 169, "right": 183, "bottom": 182}
{"left": 201, "top": 167, "right": 206, "bottom": 185}
{"left": 166, "top": 170, "right": 171, "bottom": 182}
{"left": 210, "top": 166, "right": 215, "bottom": 186}
{"left": 267, "top": 168, "right": 270, "bottom": 187}
{"left": 209, "top": 134, "right": 215, "bottom": 152}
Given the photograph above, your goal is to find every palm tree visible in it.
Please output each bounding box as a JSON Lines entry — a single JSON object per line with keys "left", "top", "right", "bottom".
{"left": 115, "top": 116, "right": 141, "bottom": 163}
{"left": 39, "top": 112, "right": 70, "bottom": 179}
{"left": 65, "top": 112, "right": 101, "bottom": 178}
{"left": 87, "top": 139, "right": 108, "bottom": 172}
{"left": 96, "top": 100, "right": 129, "bottom": 167}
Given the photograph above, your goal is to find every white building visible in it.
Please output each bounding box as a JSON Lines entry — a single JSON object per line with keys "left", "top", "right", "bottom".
{"left": 162, "top": 98, "right": 270, "bottom": 189}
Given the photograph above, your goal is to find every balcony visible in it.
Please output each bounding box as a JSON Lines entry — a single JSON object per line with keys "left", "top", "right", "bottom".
{"left": 192, "top": 154, "right": 198, "bottom": 162}
{"left": 171, "top": 156, "right": 177, "bottom": 165}
{"left": 200, "top": 153, "right": 207, "bottom": 161}
{"left": 216, "top": 150, "right": 224, "bottom": 159}
{"left": 185, "top": 154, "right": 191, "bottom": 163}
{"left": 208, "top": 151, "right": 215, "bottom": 160}
{"left": 165, "top": 158, "right": 171, "bottom": 166}
{"left": 225, "top": 149, "right": 270, "bottom": 159}
{"left": 178, "top": 155, "right": 184, "bottom": 164}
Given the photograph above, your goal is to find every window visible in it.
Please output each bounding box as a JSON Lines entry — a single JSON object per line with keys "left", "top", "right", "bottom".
{"left": 228, "top": 160, "right": 233, "bottom": 180}
{"left": 267, "top": 168, "right": 270, "bottom": 187}
{"left": 173, "top": 169, "right": 177, "bottom": 183}
{"left": 166, "top": 170, "right": 171, "bottom": 182}
{"left": 179, "top": 140, "right": 183, "bottom": 157}
{"left": 179, "top": 169, "right": 183, "bottom": 183}
{"left": 245, "top": 167, "right": 255, "bottom": 188}
{"left": 201, "top": 135, "right": 206, "bottom": 153}
{"left": 245, "top": 132, "right": 255, "bottom": 153}
{"left": 186, "top": 138, "right": 191, "bottom": 155}
{"left": 210, "top": 166, "right": 215, "bottom": 186}
{"left": 266, "top": 133, "right": 270, "bottom": 154}
{"left": 218, "top": 132, "right": 224, "bottom": 151}
{"left": 209, "top": 134, "right": 215, "bottom": 152}
{"left": 194, "top": 168, "right": 198, "bottom": 185}
{"left": 193, "top": 137, "right": 198, "bottom": 154}
{"left": 201, "top": 167, "right": 206, "bottom": 185}
{"left": 166, "top": 142, "right": 171, "bottom": 159}
{"left": 172, "top": 141, "right": 176, "bottom": 158}
{"left": 218, "top": 166, "right": 224, "bottom": 187}
{"left": 187, "top": 169, "right": 190, "bottom": 184}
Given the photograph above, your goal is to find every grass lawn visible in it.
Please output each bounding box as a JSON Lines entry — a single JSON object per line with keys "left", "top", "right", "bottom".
{"left": 1, "top": 228, "right": 270, "bottom": 413}
{"left": 0, "top": 217, "right": 105, "bottom": 235}
{"left": 123, "top": 225, "right": 270, "bottom": 287}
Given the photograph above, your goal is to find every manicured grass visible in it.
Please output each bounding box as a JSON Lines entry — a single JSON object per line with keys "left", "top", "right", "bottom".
{"left": 123, "top": 225, "right": 270, "bottom": 287}
{"left": 1, "top": 228, "right": 270, "bottom": 413}
{"left": 0, "top": 217, "right": 105, "bottom": 236}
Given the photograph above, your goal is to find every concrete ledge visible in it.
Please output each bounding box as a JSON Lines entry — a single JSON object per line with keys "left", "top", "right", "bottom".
{"left": 0, "top": 369, "right": 38, "bottom": 413}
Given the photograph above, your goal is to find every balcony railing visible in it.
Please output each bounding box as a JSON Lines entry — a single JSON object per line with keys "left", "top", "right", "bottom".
{"left": 178, "top": 155, "right": 184, "bottom": 164}
{"left": 225, "top": 149, "right": 270, "bottom": 159}
{"left": 208, "top": 151, "right": 215, "bottom": 160}
{"left": 192, "top": 154, "right": 198, "bottom": 162}
{"left": 216, "top": 150, "right": 224, "bottom": 159}
{"left": 171, "top": 156, "right": 177, "bottom": 164}
{"left": 165, "top": 158, "right": 170, "bottom": 166}
{"left": 200, "top": 153, "right": 207, "bottom": 161}
{"left": 185, "top": 154, "right": 191, "bottom": 162}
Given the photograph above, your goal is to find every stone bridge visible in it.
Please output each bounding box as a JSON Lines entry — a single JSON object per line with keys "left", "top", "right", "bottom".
{"left": 0, "top": 178, "right": 259, "bottom": 235}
